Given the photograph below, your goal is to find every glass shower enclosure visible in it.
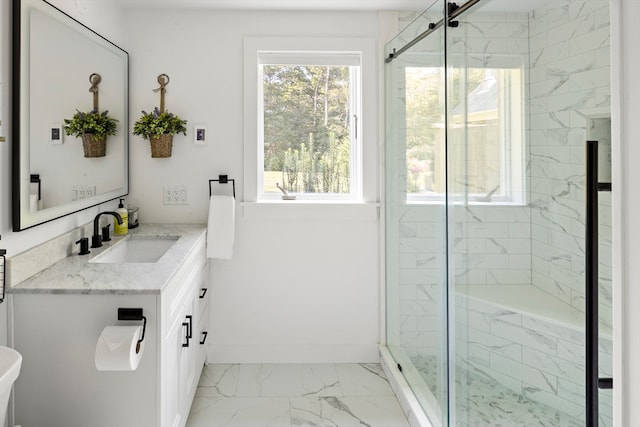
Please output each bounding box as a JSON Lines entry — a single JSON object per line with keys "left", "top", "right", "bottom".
{"left": 384, "top": 0, "right": 613, "bottom": 426}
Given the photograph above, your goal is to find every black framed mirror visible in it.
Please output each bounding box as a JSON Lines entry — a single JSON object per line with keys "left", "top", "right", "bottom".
{"left": 12, "top": 0, "right": 129, "bottom": 231}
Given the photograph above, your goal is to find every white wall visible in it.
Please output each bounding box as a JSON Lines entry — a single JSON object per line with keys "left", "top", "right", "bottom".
{"left": 613, "top": 0, "right": 640, "bottom": 424}
{"left": 0, "top": 0, "right": 125, "bottom": 345}
{"left": 123, "top": 9, "right": 382, "bottom": 363}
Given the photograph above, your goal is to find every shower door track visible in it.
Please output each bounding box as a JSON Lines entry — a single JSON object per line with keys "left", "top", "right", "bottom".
{"left": 385, "top": 0, "right": 481, "bottom": 64}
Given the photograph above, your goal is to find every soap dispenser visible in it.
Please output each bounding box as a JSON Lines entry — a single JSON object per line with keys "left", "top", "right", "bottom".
{"left": 114, "top": 198, "right": 129, "bottom": 235}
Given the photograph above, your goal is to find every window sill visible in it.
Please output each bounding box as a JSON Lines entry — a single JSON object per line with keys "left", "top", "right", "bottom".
{"left": 240, "top": 201, "right": 380, "bottom": 220}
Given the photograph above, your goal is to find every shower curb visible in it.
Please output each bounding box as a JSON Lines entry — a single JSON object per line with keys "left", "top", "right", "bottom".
{"left": 379, "top": 345, "right": 435, "bottom": 427}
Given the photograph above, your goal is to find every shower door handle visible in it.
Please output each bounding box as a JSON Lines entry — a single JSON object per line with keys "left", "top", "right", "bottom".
{"left": 585, "top": 140, "right": 613, "bottom": 427}
{"left": 0, "top": 249, "right": 6, "bottom": 304}
{"left": 598, "top": 378, "right": 613, "bottom": 389}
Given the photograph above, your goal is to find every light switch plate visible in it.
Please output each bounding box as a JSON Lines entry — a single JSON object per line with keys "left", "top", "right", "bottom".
{"left": 50, "top": 124, "right": 63, "bottom": 144}
{"left": 194, "top": 124, "right": 207, "bottom": 145}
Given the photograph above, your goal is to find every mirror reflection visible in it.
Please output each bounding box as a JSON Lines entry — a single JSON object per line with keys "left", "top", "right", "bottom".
{"left": 13, "top": 0, "right": 129, "bottom": 231}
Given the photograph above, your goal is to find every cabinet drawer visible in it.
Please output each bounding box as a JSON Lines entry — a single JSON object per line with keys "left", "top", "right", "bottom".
{"left": 163, "top": 238, "right": 206, "bottom": 331}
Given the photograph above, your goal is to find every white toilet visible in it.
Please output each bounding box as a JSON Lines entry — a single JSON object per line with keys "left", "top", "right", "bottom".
{"left": 0, "top": 346, "right": 22, "bottom": 427}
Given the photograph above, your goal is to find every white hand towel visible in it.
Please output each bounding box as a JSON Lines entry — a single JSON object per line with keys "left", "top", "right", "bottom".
{"left": 206, "top": 195, "right": 235, "bottom": 259}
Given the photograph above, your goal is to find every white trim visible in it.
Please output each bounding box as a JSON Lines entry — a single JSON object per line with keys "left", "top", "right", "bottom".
{"left": 611, "top": 0, "right": 625, "bottom": 424}
{"left": 258, "top": 51, "right": 361, "bottom": 66}
{"left": 208, "top": 343, "right": 379, "bottom": 364}
{"left": 240, "top": 201, "right": 379, "bottom": 220}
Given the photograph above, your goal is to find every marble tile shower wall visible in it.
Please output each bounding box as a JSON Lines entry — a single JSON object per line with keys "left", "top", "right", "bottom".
{"left": 528, "top": 0, "right": 611, "bottom": 322}
{"left": 398, "top": 205, "right": 533, "bottom": 358}
{"left": 395, "top": 12, "right": 533, "bottom": 359}
{"left": 459, "top": 297, "right": 613, "bottom": 426}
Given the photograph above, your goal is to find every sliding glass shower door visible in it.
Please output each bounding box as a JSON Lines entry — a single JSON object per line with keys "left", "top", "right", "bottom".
{"left": 385, "top": 2, "right": 449, "bottom": 425}
{"left": 385, "top": 0, "right": 613, "bottom": 426}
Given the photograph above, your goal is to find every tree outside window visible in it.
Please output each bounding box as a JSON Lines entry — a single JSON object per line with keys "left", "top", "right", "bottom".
{"left": 259, "top": 54, "right": 361, "bottom": 200}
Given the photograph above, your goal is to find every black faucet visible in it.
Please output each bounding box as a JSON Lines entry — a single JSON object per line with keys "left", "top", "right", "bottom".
{"left": 92, "top": 211, "right": 123, "bottom": 248}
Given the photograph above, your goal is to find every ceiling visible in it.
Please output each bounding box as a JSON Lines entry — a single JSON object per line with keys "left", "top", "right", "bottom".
{"left": 115, "top": 0, "right": 542, "bottom": 13}
{"left": 116, "top": 0, "right": 429, "bottom": 10}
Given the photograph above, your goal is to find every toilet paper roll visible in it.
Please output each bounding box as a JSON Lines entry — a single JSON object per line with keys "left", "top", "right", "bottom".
{"left": 29, "top": 194, "right": 38, "bottom": 213}
{"left": 95, "top": 325, "right": 144, "bottom": 371}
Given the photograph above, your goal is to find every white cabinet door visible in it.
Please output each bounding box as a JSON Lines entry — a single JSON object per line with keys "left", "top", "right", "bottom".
{"left": 164, "top": 303, "right": 187, "bottom": 427}
{"left": 179, "top": 290, "right": 197, "bottom": 418}
{"left": 161, "top": 241, "right": 207, "bottom": 427}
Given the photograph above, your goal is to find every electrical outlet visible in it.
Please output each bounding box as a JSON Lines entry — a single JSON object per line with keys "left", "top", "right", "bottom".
{"left": 178, "top": 187, "right": 188, "bottom": 203}
{"left": 71, "top": 185, "right": 96, "bottom": 200}
{"left": 163, "top": 186, "right": 175, "bottom": 205}
{"left": 163, "top": 185, "right": 188, "bottom": 205}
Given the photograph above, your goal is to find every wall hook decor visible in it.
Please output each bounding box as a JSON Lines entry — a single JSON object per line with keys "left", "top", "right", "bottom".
{"left": 153, "top": 73, "right": 170, "bottom": 113}
{"left": 89, "top": 72, "right": 102, "bottom": 111}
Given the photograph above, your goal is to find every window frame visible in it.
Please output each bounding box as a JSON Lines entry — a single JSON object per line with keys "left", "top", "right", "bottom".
{"left": 399, "top": 53, "right": 526, "bottom": 206}
{"left": 243, "top": 37, "right": 378, "bottom": 205}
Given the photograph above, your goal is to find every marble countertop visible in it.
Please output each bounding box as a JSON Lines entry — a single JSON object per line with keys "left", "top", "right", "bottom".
{"left": 9, "top": 223, "right": 207, "bottom": 295}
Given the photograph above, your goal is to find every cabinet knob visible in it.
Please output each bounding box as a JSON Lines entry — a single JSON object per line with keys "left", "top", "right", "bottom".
{"left": 199, "top": 288, "right": 208, "bottom": 299}
{"left": 185, "top": 315, "right": 193, "bottom": 338}
{"left": 182, "top": 322, "right": 190, "bottom": 348}
{"left": 200, "top": 331, "right": 208, "bottom": 345}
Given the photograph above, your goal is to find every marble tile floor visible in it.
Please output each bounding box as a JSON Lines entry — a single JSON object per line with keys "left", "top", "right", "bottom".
{"left": 186, "top": 363, "right": 411, "bottom": 427}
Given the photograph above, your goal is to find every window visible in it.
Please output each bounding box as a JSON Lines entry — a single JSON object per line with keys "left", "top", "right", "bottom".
{"left": 244, "top": 37, "right": 376, "bottom": 205}
{"left": 405, "top": 58, "right": 525, "bottom": 204}
{"left": 258, "top": 52, "right": 361, "bottom": 200}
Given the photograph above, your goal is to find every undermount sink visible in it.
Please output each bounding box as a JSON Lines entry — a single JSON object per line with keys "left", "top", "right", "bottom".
{"left": 89, "top": 235, "right": 179, "bottom": 264}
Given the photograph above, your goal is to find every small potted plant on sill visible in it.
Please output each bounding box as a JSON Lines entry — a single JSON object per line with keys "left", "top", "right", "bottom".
{"left": 133, "top": 107, "right": 187, "bottom": 158}
{"left": 63, "top": 109, "right": 118, "bottom": 158}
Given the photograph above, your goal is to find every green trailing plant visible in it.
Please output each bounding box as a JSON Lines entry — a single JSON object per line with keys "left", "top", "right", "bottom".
{"left": 133, "top": 107, "right": 187, "bottom": 140}
{"left": 63, "top": 109, "right": 118, "bottom": 138}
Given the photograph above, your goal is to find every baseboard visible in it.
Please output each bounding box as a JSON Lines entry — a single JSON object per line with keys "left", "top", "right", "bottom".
{"left": 206, "top": 343, "right": 379, "bottom": 364}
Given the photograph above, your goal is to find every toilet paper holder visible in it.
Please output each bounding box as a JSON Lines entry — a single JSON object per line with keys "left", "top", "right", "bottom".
{"left": 118, "top": 308, "right": 146, "bottom": 353}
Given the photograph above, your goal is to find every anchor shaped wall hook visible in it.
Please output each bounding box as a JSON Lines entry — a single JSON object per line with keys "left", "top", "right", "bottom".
{"left": 88, "top": 73, "right": 102, "bottom": 112}
{"left": 152, "top": 74, "right": 170, "bottom": 113}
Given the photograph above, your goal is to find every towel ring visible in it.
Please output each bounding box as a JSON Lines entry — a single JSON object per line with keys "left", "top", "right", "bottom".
{"left": 209, "top": 175, "right": 236, "bottom": 198}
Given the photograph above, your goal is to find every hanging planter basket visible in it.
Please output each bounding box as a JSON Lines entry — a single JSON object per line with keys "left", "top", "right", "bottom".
{"left": 63, "top": 74, "right": 117, "bottom": 159}
{"left": 149, "top": 134, "right": 173, "bottom": 158}
{"left": 134, "top": 74, "right": 187, "bottom": 159}
{"left": 81, "top": 133, "right": 107, "bottom": 158}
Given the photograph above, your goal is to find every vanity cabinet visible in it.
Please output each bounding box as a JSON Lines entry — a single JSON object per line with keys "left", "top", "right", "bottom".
{"left": 162, "top": 245, "right": 209, "bottom": 427}
{"left": 11, "top": 226, "right": 209, "bottom": 427}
